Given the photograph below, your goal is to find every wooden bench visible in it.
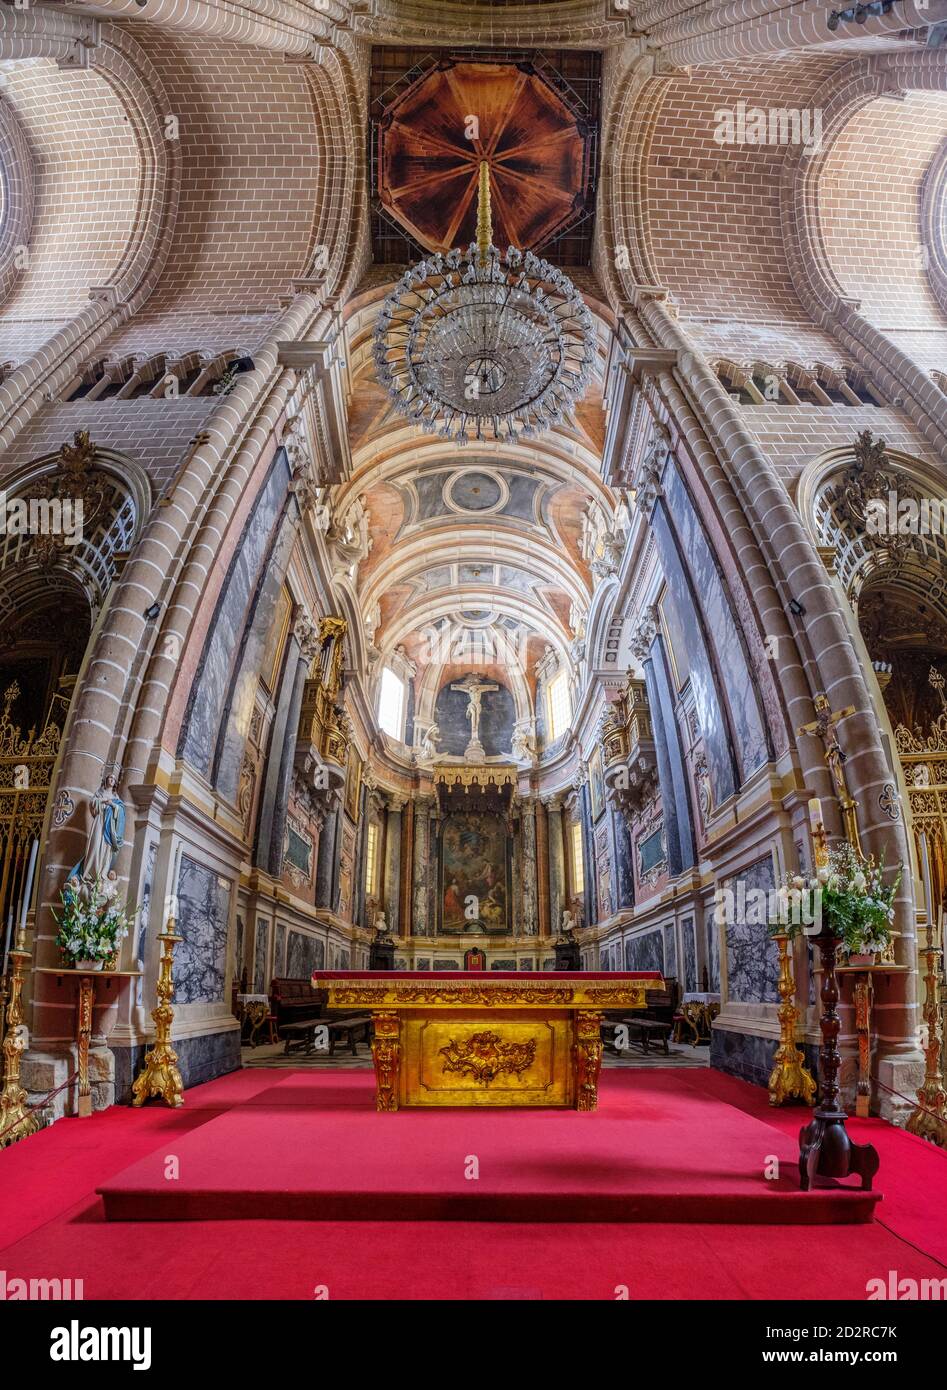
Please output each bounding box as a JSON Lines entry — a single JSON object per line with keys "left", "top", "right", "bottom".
{"left": 626, "top": 1017, "right": 672, "bottom": 1055}
{"left": 280, "top": 1015, "right": 371, "bottom": 1057}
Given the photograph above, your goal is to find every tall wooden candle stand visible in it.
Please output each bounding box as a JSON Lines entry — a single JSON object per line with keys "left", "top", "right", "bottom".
{"left": 799, "top": 929, "right": 879, "bottom": 1191}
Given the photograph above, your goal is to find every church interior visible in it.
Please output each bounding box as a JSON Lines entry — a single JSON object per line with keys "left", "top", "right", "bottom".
{"left": 0, "top": 0, "right": 946, "bottom": 1322}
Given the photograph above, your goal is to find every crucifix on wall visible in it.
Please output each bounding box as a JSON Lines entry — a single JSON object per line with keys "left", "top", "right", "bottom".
{"left": 797, "top": 692, "right": 862, "bottom": 856}
{"left": 451, "top": 674, "right": 498, "bottom": 764}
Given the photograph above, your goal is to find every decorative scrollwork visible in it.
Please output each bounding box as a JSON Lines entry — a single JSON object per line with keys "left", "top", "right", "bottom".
{"left": 439, "top": 1030, "right": 537, "bottom": 1084}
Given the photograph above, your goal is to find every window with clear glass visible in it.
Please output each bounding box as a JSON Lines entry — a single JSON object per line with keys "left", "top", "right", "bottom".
{"left": 365, "top": 822, "right": 379, "bottom": 897}
{"left": 378, "top": 666, "right": 406, "bottom": 740}
{"left": 571, "top": 821, "right": 585, "bottom": 896}
{"left": 546, "top": 669, "right": 571, "bottom": 741}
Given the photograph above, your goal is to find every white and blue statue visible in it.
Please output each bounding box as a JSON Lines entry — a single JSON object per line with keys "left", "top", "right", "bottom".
{"left": 65, "top": 772, "right": 126, "bottom": 905}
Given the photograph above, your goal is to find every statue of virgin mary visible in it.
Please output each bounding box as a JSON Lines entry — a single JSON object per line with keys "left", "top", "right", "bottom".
{"left": 66, "top": 772, "right": 126, "bottom": 902}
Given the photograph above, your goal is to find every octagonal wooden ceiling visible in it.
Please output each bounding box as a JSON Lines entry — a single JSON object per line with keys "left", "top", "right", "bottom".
{"left": 376, "top": 59, "right": 596, "bottom": 256}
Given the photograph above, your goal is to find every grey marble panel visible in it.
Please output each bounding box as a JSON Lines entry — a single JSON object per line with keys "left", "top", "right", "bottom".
{"left": 286, "top": 929, "right": 324, "bottom": 980}
{"left": 711, "top": 1028, "right": 819, "bottom": 1091}
{"left": 663, "top": 923, "right": 677, "bottom": 980}
{"left": 273, "top": 922, "right": 286, "bottom": 977}
{"left": 434, "top": 958, "right": 461, "bottom": 970}
{"left": 216, "top": 511, "right": 297, "bottom": 804}
{"left": 651, "top": 498, "right": 736, "bottom": 808}
{"left": 682, "top": 916, "right": 697, "bottom": 992}
{"left": 491, "top": 958, "right": 516, "bottom": 970}
{"left": 175, "top": 855, "right": 231, "bottom": 1005}
{"left": 724, "top": 854, "right": 779, "bottom": 1003}
{"left": 235, "top": 914, "right": 245, "bottom": 982}
{"left": 625, "top": 929, "right": 664, "bottom": 974}
{"left": 179, "top": 450, "right": 290, "bottom": 776}
{"left": 644, "top": 646, "right": 694, "bottom": 875}
{"left": 114, "top": 1028, "right": 241, "bottom": 1101}
{"left": 705, "top": 904, "right": 721, "bottom": 991}
{"left": 663, "top": 466, "right": 768, "bottom": 778}
{"left": 253, "top": 917, "right": 269, "bottom": 992}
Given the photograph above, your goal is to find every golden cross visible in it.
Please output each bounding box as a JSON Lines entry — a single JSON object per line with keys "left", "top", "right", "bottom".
{"left": 797, "top": 693, "right": 862, "bottom": 855}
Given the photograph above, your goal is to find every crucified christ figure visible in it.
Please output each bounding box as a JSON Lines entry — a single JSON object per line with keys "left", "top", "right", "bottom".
{"left": 451, "top": 674, "right": 498, "bottom": 747}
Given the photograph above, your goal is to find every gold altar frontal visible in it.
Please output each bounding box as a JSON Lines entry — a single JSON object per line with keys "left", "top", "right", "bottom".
{"left": 313, "top": 971, "right": 664, "bottom": 1111}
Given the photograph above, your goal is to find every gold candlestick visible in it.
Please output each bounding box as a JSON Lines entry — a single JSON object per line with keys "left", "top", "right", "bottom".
{"left": 132, "top": 919, "right": 184, "bottom": 1109}
{"left": 906, "top": 927, "right": 947, "bottom": 1146}
{"left": 0, "top": 944, "right": 40, "bottom": 1148}
{"left": 768, "top": 931, "right": 817, "bottom": 1106}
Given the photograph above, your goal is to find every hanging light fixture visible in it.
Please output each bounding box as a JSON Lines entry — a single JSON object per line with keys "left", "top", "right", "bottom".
{"left": 372, "top": 163, "right": 596, "bottom": 444}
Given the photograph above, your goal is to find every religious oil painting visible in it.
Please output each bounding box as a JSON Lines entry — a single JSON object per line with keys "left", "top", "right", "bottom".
{"left": 438, "top": 810, "right": 512, "bottom": 935}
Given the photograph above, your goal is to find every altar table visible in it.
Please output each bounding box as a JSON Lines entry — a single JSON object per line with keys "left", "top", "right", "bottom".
{"left": 311, "top": 970, "right": 664, "bottom": 1111}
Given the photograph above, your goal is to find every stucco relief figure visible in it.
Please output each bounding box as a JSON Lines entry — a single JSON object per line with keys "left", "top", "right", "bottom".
{"left": 417, "top": 723, "right": 441, "bottom": 763}
{"left": 67, "top": 773, "right": 125, "bottom": 901}
{"left": 511, "top": 720, "right": 534, "bottom": 764}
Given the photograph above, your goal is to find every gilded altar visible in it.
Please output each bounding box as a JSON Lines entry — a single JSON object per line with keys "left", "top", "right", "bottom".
{"left": 312, "top": 970, "right": 663, "bottom": 1111}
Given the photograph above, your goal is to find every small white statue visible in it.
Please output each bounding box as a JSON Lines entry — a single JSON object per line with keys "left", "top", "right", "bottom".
{"left": 373, "top": 909, "right": 391, "bottom": 940}
{"left": 418, "top": 723, "right": 440, "bottom": 762}
{"left": 511, "top": 721, "right": 534, "bottom": 764}
{"left": 560, "top": 908, "right": 577, "bottom": 938}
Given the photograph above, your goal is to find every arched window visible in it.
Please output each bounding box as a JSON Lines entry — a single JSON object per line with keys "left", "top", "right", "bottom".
{"left": 570, "top": 821, "right": 585, "bottom": 896}
{"left": 546, "top": 668, "right": 572, "bottom": 741}
{"left": 378, "top": 665, "right": 406, "bottom": 740}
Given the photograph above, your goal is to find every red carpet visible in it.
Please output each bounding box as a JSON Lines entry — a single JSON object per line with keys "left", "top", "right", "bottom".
{"left": 97, "top": 1070, "right": 878, "bottom": 1223}
{"left": 1, "top": 1066, "right": 945, "bottom": 1299}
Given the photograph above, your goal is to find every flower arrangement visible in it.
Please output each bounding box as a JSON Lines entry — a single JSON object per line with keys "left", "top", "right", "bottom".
{"left": 53, "top": 874, "right": 134, "bottom": 968}
{"left": 768, "top": 842, "right": 901, "bottom": 958}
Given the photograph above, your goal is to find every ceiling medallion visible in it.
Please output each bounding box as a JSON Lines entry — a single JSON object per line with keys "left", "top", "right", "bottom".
{"left": 372, "top": 163, "right": 595, "bottom": 444}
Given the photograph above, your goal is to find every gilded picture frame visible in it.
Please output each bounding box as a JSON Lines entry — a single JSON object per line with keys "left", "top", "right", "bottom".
{"left": 344, "top": 751, "right": 362, "bottom": 823}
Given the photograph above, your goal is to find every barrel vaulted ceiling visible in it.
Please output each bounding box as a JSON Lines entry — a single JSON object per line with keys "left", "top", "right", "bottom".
{"left": 343, "top": 47, "right": 614, "bottom": 709}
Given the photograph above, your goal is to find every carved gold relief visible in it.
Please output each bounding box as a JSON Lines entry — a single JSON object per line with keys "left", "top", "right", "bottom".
{"left": 322, "top": 980, "right": 654, "bottom": 1009}
{"left": 297, "top": 615, "right": 349, "bottom": 772}
{"left": 439, "top": 1030, "right": 537, "bottom": 1084}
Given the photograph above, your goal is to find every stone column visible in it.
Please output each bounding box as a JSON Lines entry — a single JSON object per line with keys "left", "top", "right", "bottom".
{"left": 412, "top": 795, "right": 433, "bottom": 936}
{"left": 609, "top": 806, "right": 635, "bottom": 911}
{"left": 520, "top": 797, "right": 538, "bottom": 936}
{"left": 544, "top": 795, "right": 565, "bottom": 936}
{"left": 400, "top": 797, "right": 415, "bottom": 935}
{"left": 536, "top": 796, "right": 550, "bottom": 935}
{"left": 315, "top": 790, "right": 341, "bottom": 910}
{"left": 384, "top": 797, "right": 404, "bottom": 933}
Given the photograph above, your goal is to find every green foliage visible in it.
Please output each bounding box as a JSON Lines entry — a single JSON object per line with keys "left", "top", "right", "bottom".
{"left": 53, "top": 875, "right": 134, "bottom": 964}
{"left": 767, "top": 841, "right": 901, "bottom": 956}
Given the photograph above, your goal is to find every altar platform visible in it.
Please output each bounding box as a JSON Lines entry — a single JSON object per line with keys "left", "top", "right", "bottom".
{"left": 98, "top": 1068, "right": 880, "bottom": 1225}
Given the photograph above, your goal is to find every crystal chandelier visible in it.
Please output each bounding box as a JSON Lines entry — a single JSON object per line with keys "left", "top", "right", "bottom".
{"left": 372, "top": 163, "right": 596, "bottom": 443}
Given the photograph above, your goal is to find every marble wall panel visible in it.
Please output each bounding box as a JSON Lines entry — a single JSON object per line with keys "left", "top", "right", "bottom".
{"left": 175, "top": 855, "right": 232, "bottom": 1005}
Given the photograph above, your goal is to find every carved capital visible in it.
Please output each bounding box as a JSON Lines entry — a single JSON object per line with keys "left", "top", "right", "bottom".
{"left": 630, "top": 604, "right": 660, "bottom": 660}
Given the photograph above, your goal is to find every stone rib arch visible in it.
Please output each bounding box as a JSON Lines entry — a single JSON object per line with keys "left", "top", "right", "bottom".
{"left": 0, "top": 21, "right": 180, "bottom": 452}
{"left": 782, "top": 52, "right": 947, "bottom": 458}
{"left": 0, "top": 97, "right": 34, "bottom": 314}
